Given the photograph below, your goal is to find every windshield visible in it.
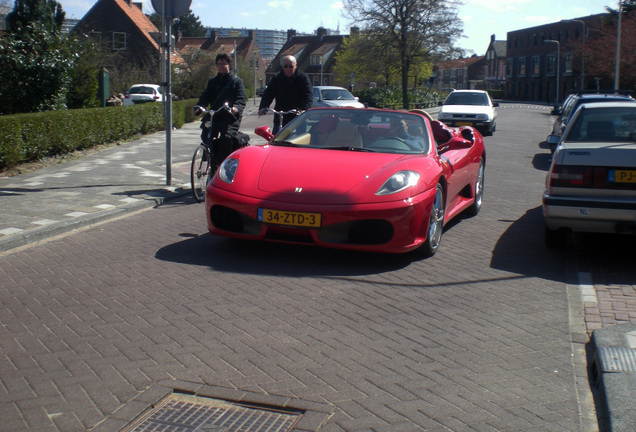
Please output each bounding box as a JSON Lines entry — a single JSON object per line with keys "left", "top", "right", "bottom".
{"left": 566, "top": 106, "right": 636, "bottom": 142}
{"left": 320, "top": 89, "right": 356, "bottom": 101}
{"left": 444, "top": 92, "right": 489, "bottom": 106}
{"left": 273, "top": 109, "right": 430, "bottom": 154}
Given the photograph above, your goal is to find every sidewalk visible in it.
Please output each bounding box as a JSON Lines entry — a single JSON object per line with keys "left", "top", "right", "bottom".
{"left": 0, "top": 104, "right": 260, "bottom": 253}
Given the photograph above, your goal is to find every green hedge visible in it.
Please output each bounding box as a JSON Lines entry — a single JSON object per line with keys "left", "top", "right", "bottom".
{"left": 354, "top": 87, "right": 446, "bottom": 110}
{"left": 0, "top": 99, "right": 197, "bottom": 171}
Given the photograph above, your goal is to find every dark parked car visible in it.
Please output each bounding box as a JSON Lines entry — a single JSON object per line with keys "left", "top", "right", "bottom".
{"left": 547, "top": 91, "right": 635, "bottom": 152}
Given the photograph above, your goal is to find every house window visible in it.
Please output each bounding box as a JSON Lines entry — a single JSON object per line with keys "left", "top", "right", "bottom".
{"left": 532, "top": 56, "right": 540, "bottom": 76}
{"left": 518, "top": 57, "right": 526, "bottom": 77}
{"left": 506, "top": 58, "right": 513, "bottom": 77}
{"left": 113, "top": 32, "right": 127, "bottom": 51}
{"left": 311, "top": 55, "right": 323, "bottom": 66}
{"left": 546, "top": 54, "right": 556, "bottom": 75}
{"left": 564, "top": 52, "right": 573, "bottom": 74}
{"left": 313, "top": 76, "right": 320, "bottom": 86}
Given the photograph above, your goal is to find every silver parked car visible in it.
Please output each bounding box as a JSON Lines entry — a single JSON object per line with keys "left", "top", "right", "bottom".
{"left": 543, "top": 102, "right": 636, "bottom": 246}
{"left": 312, "top": 86, "right": 365, "bottom": 108}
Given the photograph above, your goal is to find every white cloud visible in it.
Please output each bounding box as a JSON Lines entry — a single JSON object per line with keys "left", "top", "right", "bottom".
{"left": 267, "top": 0, "right": 294, "bottom": 10}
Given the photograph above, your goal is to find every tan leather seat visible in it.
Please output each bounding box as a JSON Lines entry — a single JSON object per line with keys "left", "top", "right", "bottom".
{"left": 326, "top": 121, "right": 363, "bottom": 148}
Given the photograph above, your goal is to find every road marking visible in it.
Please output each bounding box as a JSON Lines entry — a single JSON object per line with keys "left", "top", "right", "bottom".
{"left": 578, "top": 271, "right": 597, "bottom": 306}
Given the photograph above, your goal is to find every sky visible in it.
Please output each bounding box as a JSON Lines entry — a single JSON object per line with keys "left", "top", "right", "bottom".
{"left": 57, "top": 0, "right": 618, "bottom": 55}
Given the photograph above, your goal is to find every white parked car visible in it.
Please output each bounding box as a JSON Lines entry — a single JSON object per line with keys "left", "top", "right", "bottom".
{"left": 312, "top": 86, "right": 365, "bottom": 108}
{"left": 123, "top": 84, "right": 163, "bottom": 106}
{"left": 438, "top": 90, "right": 498, "bottom": 136}
{"left": 543, "top": 102, "right": 636, "bottom": 246}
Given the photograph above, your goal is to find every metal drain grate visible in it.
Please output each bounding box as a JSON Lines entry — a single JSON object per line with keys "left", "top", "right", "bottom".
{"left": 126, "top": 393, "right": 301, "bottom": 432}
{"left": 597, "top": 346, "right": 636, "bottom": 372}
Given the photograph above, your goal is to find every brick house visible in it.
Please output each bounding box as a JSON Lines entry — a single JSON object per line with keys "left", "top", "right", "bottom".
{"left": 175, "top": 29, "right": 265, "bottom": 88}
{"left": 485, "top": 34, "right": 507, "bottom": 91}
{"left": 435, "top": 55, "right": 486, "bottom": 91}
{"left": 265, "top": 27, "right": 351, "bottom": 89}
{"left": 73, "top": 0, "right": 184, "bottom": 86}
{"left": 504, "top": 14, "right": 603, "bottom": 103}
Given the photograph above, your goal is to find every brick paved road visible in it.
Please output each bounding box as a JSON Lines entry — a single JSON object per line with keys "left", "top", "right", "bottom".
{"left": 0, "top": 105, "right": 600, "bottom": 431}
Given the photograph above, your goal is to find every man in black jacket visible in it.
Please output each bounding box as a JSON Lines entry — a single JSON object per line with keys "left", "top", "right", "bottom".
{"left": 195, "top": 53, "right": 247, "bottom": 140}
{"left": 258, "top": 55, "right": 313, "bottom": 133}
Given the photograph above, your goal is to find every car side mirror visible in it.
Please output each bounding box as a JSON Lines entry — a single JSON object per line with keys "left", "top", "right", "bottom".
{"left": 547, "top": 134, "right": 560, "bottom": 145}
{"left": 255, "top": 126, "right": 274, "bottom": 141}
{"left": 493, "top": 102, "right": 499, "bottom": 107}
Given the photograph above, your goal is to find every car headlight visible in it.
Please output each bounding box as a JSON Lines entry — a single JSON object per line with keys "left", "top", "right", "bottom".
{"left": 218, "top": 158, "right": 239, "bottom": 183}
{"left": 438, "top": 112, "right": 452, "bottom": 120}
{"left": 475, "top": 114, "right": 489, "bottom": 121}
{"left": 376, "top": 171, "right": 420, "bottom": 195}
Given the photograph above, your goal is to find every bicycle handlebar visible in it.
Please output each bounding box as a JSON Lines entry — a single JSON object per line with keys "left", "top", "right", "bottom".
{"left": 262, "top": 107, "right": 300, "bottom": 116}
{"left": 194, "top": 102, "right": 233, "bottom": 116}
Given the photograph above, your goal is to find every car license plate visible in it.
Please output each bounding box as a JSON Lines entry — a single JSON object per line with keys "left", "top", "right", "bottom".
{"left": 609, "top": 169, "right": 636, "bottom": 183}
{"left": 456, "top": 121, "right": 472, "bottom": 126}
{"left": 258, "top": 208, "right": 321, "bottom": 228}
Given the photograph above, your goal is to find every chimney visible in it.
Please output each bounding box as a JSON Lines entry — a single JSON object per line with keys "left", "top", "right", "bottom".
{"left": 350, "top": 27, "right": 359, "bottom": 37}
{"left": 287, "top": 29, "right": 296, "bottom": 40}
{"left": 249, "top": 30, "right": 255, "bottom": 41}
{"left": 317, "top": 27, "right": 327, "bottom": 38}
{"left": 210, "top": 30, "right": 218, "bottom": 42}
{"left": 491, "top": 34, "right": 495, "bottom": 43}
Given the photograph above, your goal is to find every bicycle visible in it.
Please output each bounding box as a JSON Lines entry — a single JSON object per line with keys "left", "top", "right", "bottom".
{"left": 190, "top": 103, "right": 234, "bottom": 202}
{"left": 262, "top": 107, "right": 300, "bottom": 134}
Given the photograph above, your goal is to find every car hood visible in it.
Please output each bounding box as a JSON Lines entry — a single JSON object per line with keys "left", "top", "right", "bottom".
{"left": 440, "top": 105, "right": 494, "bottom": 116}
{"left": 257, "top": 147, "right": 399, "bottom": 197}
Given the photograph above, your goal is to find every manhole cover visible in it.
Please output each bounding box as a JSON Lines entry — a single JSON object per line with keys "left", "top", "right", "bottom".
{"left": 126, "top": 393, "right": 302, "bottom": 432}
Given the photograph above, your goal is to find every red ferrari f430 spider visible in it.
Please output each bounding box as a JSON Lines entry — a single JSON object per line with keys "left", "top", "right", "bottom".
{"left": 205, "top": 107, "right": 485, "bottom": 257}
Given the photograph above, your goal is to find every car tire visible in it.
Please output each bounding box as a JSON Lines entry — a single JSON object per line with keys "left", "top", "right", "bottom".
{"left": 544, "top": 225, "right": 567, "bottom": 248}
{"left": 464, "top": 158, "right": 484, "bottom": 217}
{"left": 419, "top": 183, "right": 445, "bottom": 258}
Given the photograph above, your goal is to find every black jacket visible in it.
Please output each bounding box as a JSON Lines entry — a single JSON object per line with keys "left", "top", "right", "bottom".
{"left": 197, "top": 72, "right": 247, "bottom": 137}
{"left": 259, "top": 70, "right": 313, "bottom": 113}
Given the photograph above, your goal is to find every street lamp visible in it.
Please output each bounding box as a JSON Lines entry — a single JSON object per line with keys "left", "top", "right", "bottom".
{"left": 563, "top": 19, "right": 585, "bottom": 90}
{"left": 544, "top": 39, "right": 560, "bottom": 106}
{"left": 250, "top": 56, "right": 258, "bottom": 105}
{"left": 615, "top": 0, "right": 623, "bottom": 91}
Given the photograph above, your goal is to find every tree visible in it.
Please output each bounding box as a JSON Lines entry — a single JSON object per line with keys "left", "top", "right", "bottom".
{"left": 585, "top": 8, "right": 636, "bottom": 91}
{"left": 343, "top": 0, "right": 463, "bottom": 108}
{"left": 333, "top": 30, "right": 401, "bottom": 87}
{"left": 1, "top": 0, "right": 100, "bottom": 113}
{"left": 6, "top": 0, "right": 65, "bottom": 34}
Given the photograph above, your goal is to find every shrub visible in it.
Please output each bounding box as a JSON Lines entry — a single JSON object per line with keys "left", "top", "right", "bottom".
{"left": 0, "top": 99, "right": 197, "bottom": 171}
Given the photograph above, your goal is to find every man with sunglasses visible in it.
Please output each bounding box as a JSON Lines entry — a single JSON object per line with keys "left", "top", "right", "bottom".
{"left": 258, "top": 55, "right": 313, "bottom": 133}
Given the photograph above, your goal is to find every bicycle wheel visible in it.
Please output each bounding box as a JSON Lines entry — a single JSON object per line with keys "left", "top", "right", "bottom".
{"left": 190, "top": 145, "right": 210, "bottom": 202}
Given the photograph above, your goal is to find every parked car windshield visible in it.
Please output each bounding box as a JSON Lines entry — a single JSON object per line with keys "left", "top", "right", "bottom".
{"left": 318, "top": 88, "right": 356, "bottom": 101}
{"left": 444, "top": 92, "right": 490, "bottom": 106}
{"left": 566, "top": 106, "right": 636, "bottom": 142}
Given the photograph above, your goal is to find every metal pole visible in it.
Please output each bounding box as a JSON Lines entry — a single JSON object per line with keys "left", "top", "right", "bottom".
{"left": 161, "top": 0, "right": 172, "bottom": 185}
{"left": 615, "top": 0, "right": 622, "bottom": 91}
{"left": 253, "top": 57, "right": 257, "bottom": 105}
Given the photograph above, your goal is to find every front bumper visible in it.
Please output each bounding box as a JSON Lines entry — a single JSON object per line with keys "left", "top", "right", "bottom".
{"left": 205, "top": 186, "right": 437, "bottom": 253}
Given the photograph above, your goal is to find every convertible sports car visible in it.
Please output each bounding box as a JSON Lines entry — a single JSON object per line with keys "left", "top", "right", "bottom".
{"left": 205, "top": 107, "right": 486, "bottom": 256}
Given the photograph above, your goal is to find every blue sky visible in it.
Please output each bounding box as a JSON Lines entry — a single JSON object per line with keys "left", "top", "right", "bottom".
{"left": 59, "top": 0, "right": 617, "bottom": 55}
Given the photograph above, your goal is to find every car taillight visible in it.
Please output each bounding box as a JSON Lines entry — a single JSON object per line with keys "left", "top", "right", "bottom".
{"left": 549, "top": 165, "right": 607, "bottom": 189}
